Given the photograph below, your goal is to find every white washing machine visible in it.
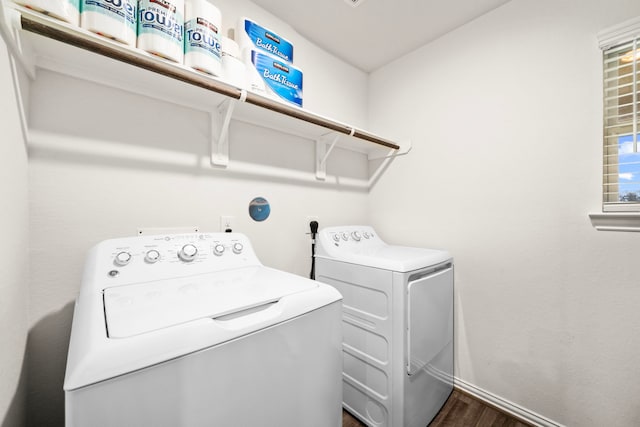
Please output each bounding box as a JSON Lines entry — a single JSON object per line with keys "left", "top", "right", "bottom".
{"left": 315, "top": 226, "right": 453, "bottom": 427}
{"left": 64, "top": 232, "right": 343, "bottom": 427}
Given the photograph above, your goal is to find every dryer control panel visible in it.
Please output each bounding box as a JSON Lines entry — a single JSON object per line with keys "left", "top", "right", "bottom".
{"left": 327, "top": 227, "right": 378, "bottom": 244}
{"left": 315, "top": 226, "right": 451, "bottom": 272}
{"left": 321, "top": 225, "right": 383, "bottom": 245}
{"left": 317, "top": 226, "right": 385, "bottom": 252}
{"left": 88, "top": 232, "right": 261, "bottom": 287}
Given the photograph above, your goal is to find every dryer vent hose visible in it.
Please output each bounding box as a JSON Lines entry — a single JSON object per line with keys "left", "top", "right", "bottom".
{"left": 309, "top": 221, "right": 319, "bottom": 280}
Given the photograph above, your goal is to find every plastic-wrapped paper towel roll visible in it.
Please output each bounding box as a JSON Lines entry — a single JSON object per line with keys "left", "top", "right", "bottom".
{"left": 137, "top": 0, "right": 184, "bottom": 63}
{"left": 15, "top": 0, "right": 80, "bottom": 25}
{"left": 237, "top": 17, "right": 293, "bottom": 63}
{"left": 244, "top": 49, "right": 303, "bottom": 107}
{"left": 184, "top": 0, "right": 222, "bottom": 76}
{"left": 221, "top": 37, "right": 245, "bottom": 89}
{"left": 80, "top": 0, "right": 137, "bottom": 46}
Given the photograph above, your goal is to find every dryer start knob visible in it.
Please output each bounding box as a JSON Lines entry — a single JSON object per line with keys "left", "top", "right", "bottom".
{"left": 178, "top": 244, "right": 198, "bottom": 262}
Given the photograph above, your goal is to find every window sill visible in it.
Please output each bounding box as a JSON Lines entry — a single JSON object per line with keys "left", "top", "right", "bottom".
{"left": 589, "top": 212, "right": 640, "bottom": 232}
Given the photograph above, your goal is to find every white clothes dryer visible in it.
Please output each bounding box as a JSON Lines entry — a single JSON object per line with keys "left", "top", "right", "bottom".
{"left": 315, "top": 226, "right": 453, "bottom": 427}
{"left": 64, "top": 232, "right": 343, "bottom": 427}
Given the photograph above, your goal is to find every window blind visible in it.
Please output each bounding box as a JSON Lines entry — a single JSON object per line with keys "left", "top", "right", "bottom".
{"left": 603, "top": 35, "right": 640, "bottom": 211}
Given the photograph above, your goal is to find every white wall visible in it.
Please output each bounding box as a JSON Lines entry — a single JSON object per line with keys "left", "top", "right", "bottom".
{"left": 0, "top": 46, "right": 29, "bottom": 426}
{"left": 369, "top": 0, "right": 640, "bottom": 426}
{"left": 14, "top": 0, "right": 640, "bottom": 425}
{"left": 25, "top": 2, "right": 370, "bottom": 426}
{"left": 214, "top": 0, "right": 369, "bottom": 128}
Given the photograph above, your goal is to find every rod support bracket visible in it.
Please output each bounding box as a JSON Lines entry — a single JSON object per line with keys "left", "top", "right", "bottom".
{"left": 0, "top": 2, "right": 36, "bottom": 79}
{"left": 367, "top": 139, "right": 412, "bottom": 160}
{"left": 210, "top": 98, "right": 236, "bottom": 167}
{"left": 315, "top": 133, "right": 340, "bottom": 180}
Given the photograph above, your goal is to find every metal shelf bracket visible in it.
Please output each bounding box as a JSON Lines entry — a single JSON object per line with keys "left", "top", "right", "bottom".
{"left": 315, "top": 133, "right": 341, "bottom": 180}
{"left": 0, "top": 1, "right": 35, "bottom": 145}
{"left": 210, "top": 98, "right": 237, "bottom": 167}
{"left": 0, "top": 1, "right": 36, "bottom": 78}
{"left": 368, "top": 139, "right": 412, "bottom": 160}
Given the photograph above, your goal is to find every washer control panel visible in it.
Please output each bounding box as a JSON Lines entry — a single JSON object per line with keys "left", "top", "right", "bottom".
{"left": 91, "top": 233, "right": 261, "bottom": 287}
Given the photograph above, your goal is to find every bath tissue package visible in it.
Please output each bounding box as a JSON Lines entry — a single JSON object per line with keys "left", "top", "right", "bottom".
{"left": 138, "top": 0, "right": 185, "bottom": 63}
{"left": 80, "top": 0, "right": 137, "bottom": 46}
{"left": 246, "top": 49, "right": 302, "bottom": 107}
{"left": 221, "top": 36, "right": 245, "bottom": 89}
{"left": 15, "top": 0, "right": 80, "bottom": 25}
{"left": 184, "top": 0, "right": 222, "bottom": 76}
{"left": 237, "top": 17, "right": 293, "bottom": 63}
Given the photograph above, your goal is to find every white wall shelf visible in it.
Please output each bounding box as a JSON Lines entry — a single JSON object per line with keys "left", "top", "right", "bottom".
{"left": 0, "top": 3, "right": 410, "bottom": 187}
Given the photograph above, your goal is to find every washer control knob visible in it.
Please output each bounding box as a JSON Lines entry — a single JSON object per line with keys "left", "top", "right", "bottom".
{"left": 351, "top": 231, "right": 362, "bottom": 241}
{"left": 145, "top": 249, "right": 161, "bottom": 264}
{"left": 178, "top": 244, "right": 198, "bottom": 262}
{"left": 363, "top": 232, "right": 370, "bottom": 239}
{"left": 114, "top": 251, "right": 132, "bottom": 266}
{"left": 341, "top": 232, "right": 349, "bottom": 241}
{"left": 232, "top": 242, "right": 243, "bottom": 254}
{"left": 213, "top": 244, "right": 226, "bottom": 256}
{"left": 332, "top": 233, "right": 340, "bottom": 242}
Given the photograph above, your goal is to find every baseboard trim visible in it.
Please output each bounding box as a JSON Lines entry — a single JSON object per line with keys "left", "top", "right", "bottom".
{"left": 453, "top": 377, "right": 564, "bottom": 427}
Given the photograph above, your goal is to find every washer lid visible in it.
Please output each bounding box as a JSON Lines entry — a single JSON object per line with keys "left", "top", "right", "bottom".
{"left": 104, "top": 266, "right": 317, "bottom": 338}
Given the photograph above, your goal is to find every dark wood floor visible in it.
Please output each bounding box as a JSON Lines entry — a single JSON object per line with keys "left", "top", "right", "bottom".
{"left": 342, "top": 389, "right": 532, "bottom": 427}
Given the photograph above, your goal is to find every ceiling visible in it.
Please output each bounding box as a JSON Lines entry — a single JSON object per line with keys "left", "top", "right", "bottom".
{"left": 251, "top": 0, "right": 511, "bottom": 72}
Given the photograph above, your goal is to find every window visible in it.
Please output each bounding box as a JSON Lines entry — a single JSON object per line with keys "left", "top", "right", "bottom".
{"left": 601, "top": 19, "right": 640, "bottom": 212}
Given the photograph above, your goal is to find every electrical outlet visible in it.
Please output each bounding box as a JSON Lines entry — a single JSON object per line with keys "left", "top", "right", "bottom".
{"left": 220, "top": 216, "right": 235, "bottom": 232}
{"left": 305, "top": 216, "right": 319, "bottom": 234}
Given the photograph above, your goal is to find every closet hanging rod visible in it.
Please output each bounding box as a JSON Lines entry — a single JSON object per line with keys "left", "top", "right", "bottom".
{"left": 18, "top": 12, "right": 400, "bottom": 151}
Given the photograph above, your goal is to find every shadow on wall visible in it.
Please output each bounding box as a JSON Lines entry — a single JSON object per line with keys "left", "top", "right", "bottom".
{"left": 27, "top": 70, "right": 373, "bottom": 190}
{"left": 24, "top": 302, "right": 75, "bottom": 427}
{"left": 1, "top": 349, "right": 27, "bottom": 427}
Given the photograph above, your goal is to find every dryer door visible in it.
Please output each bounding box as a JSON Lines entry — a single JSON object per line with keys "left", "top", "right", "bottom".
{"left": 407, "top": 264, "right": 453, "bottom": 376}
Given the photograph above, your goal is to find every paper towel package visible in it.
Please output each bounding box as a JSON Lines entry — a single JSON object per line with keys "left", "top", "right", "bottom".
{"left": 237, "top": 17, "right": 293, "bottom": 63}
{"left": 245, "top": 49, "right": 302, "bottom": 107}
{"left": 184, "top": 0, "right": 222, "bottom": 76}
{"left": 16, "top": 0, "right": 80, "bottom": 25}
{"left": 80, "top": 0, "right": 137, "bottom": 46}
{"left": 138, "top": 0, "right": 185, "bottom": 63}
